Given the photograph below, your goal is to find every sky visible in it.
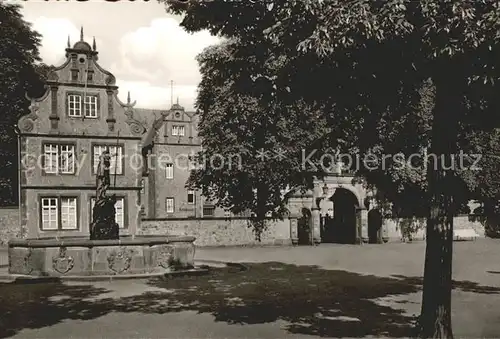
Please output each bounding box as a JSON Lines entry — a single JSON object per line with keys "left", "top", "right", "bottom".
{"left": 16, "top": 0, "right": 220, "bottom": 111}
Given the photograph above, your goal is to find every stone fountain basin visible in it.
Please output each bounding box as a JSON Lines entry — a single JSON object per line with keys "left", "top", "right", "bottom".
{"left": 8, "top": 236, "right": 195, "bottom": 277}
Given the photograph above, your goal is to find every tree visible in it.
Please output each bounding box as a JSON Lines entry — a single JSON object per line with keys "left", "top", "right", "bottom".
{"left": 163, "top": 1, "right": 500, "bottom": 337}
{"left": 188, "top": 40, "right": 331, "bottom": 238}
{"left": 461, "top": 129, "right": 500, "bottom": 237}
{"left": 0, "top": 3, "right": 45, "bottom": 205}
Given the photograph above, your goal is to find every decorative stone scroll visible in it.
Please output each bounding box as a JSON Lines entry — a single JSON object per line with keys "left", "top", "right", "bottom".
{"left": 17, "top": 94, "right": 40, "bottom": 132}
{"left": 121, "top": 92, "right": 146, "bottom": 136}
{"left": 105, "top": 74, "right": 116, "bottom": 85}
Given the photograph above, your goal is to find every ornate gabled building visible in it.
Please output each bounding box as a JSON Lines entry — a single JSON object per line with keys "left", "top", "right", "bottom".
{"left": 15, "top": 28, "right": 226, "bottom": 242}
{"left": 139, "top": 98, "right": 228, "bottom": 219}
{"left": 142, "top": 99, "right": 202, "bottom": 218}
{"left": 17, "top": 29, "right": 149, "bottom": 239}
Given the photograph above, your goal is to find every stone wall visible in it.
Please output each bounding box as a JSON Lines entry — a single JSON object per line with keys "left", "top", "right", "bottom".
{"left": 1, "top": 206, "right": 488, "bottom": 247}
{"left": 383, "top": 215, "right": 485, "bottom": 242}
{"left": 454, "top": 215, "right": 485, "bottom": 237}
{"left": 0, "top": 207, "right": 20, "bottom": 246}
{"left": 139, "top": 217, "right": 292, "bottom": 247}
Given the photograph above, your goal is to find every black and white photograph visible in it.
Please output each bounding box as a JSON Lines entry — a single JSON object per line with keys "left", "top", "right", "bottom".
{"left": 1, "top": 0, "right": 500, "bottom": 338}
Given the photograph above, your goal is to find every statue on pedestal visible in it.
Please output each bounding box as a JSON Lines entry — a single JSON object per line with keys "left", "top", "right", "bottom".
{"left": 90, "top": 150, "right": 119, "bottom": 240}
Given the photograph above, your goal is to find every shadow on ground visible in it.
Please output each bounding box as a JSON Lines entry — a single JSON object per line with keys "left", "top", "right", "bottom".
{"left": 1, "top": 262, "right": 500, "bottom": 338}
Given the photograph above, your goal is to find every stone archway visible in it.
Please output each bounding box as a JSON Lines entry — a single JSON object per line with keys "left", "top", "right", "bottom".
{"left": 368, "top": 209, "right": 383, "bottom": 244}
{"left": 321, "top": 188, "right": 359, "bottom": 244}
{"left": 297, "top": 208, "right": 312, "bottom": 245}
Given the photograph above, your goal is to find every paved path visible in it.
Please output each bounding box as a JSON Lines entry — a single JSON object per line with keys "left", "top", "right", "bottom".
{"left": 1, "top": 240, "right": 499, "bottom": 338}
{"left": 198, "top": 239, "right": 500, "bottom": 285}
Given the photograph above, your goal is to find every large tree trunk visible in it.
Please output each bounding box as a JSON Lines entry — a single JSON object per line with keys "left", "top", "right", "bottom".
{"left": 418, "top": 75, "right": 463, "bottom": 339}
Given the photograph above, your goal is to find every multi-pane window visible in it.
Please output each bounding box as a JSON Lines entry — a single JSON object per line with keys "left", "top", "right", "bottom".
{"left": 68, "top": 94, "right": 82, "bottom": 117}
{"left": 60, "top": 145, "right": 75, "bottom": 173}
{"left": 41, "top": 198, "right": 58, "bottom": 230}
{"left": 43, "top": 144, "right": 75, "bottom": 174}
{"left": 203, "top": 205, "right": 215, "bottom": 217}
{"left": 84, "top": 95, "right": 98, "bottom": 118}
{"left": 43, "top": 144, "right": 58, "bottom": 174}
{"left": 172, "top": 125, "right": 185, "bottom": 136}
{"left": 187, "top": 190, "right": 195, "bottom": 204}
{"left": 166, "top": 198, "right": 175, "bottom": 214}
{"left": 67, "top": 94, "right": 98, "bottom": 118}
{"left": 93, "top": 145, "right": 123, "bottom": 175}
{"left": 90, "top": 197, "right": 125, "bottom": 229}
{"left": 165, "top": 163, "right": 174, "bottom": 179}
{"left": 61, "top": 197, "right": 78, "bottom": 230}
{"left": 41, "top": 197, "right": 78, "bottom": 231}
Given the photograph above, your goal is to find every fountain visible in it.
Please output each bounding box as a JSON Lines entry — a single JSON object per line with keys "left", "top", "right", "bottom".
{"left": 7, "top": 126, "right": 197, "bottom": 279}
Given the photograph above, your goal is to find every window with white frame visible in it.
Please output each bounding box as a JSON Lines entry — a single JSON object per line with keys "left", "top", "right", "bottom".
{"left": 68, "top": 94, "right": 98, "bottom": 118}
{"left": 93, "top": 144, "right": 123, "bottom": 175}
{"left": 43, "top": 144, "right": 58, "bottom": 174}
{"left": 84, "top": 95, "right": 98, "bottom": 118}
{"left": 41, "top": 197, "right": 78, "bottom": 231}
{"left": 61, "top": 197, "right": 78, "bottom": 230}
{"left": 43, "top": 144, "right": 76, "bottom": 174}
{"left": 41, "top": 197, "right": 58, "bottom": 230}
{"left": 68, "top": 94, "right": 82, "bottom": 117}
{"left": 60, "top": 144, "right": 75, "bottom": 174}
{"left": 166, "top": 198, "right": 175, "bottom": 214}
{"left": 172, "top": 125, "right": 185, "bottom": 136}
{"left": 90, "top": 197, "right": 125, "bottom": 228}
{"left": 165, "top": 163, "right": 174, "bottom": 179}
{"left": 187, "top": 190, "right": 195, "bottom": 204}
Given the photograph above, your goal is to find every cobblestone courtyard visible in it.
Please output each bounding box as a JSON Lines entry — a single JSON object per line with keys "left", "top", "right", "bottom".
{"left": 1, "top": 239, "right": 499, "bottom": 338}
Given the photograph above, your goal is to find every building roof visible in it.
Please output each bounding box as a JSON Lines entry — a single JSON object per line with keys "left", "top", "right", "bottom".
{"left": 134, "top": 107, "right": 197, "bottom": 128}
{"left": 66, "top": 27, "right": 96, "bottom": 54}
{"left": 72, "top": 41, "right": 92, "bottom": 51}
{"left": 134, "top": 108, "right": 165, "bottom": 128}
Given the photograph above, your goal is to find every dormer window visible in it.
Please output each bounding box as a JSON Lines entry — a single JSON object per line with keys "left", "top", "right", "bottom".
{"left": 67, "top": 92, "right": 99, "bottom": 118}
{"left": 172, "top": 125, "right": 185, "bottom": 136}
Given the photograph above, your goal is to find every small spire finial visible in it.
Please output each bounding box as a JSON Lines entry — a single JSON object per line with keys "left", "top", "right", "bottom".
{"left": 92, "top": 36, "right": 96, "bottom": 51}
{"left": 80, "top": 26, "right": 84, "bottom": 41}
{"left": 67, "top": 35, "right": 71, "bottom": 48}
{"left": 127, "top": 91, "right": 131, "bottom": 104}
{"left": 176, "top": 96, "right": 179, "bottom": 105}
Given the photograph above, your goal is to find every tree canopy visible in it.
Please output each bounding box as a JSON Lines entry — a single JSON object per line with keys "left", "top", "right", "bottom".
{"left": 163, "top": 0, "right": 500, "bottom": 337}
{"left": 0, "top": 3, "right": 46, "bottom": 205}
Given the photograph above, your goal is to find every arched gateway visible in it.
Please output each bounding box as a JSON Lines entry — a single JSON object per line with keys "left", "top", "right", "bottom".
{"left": 321, "top": 188, "right": 359, "bottom": 244}
{"left": 287, "top": 174, "right": 387, "bottom": 245}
